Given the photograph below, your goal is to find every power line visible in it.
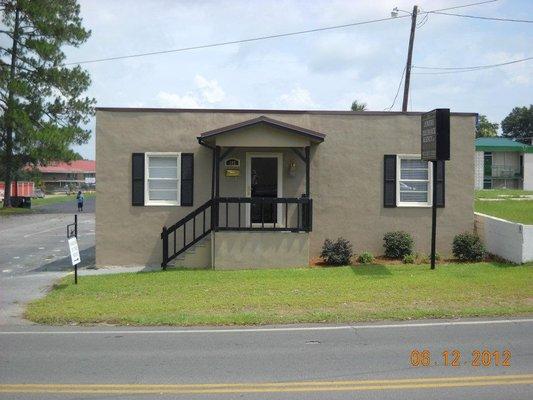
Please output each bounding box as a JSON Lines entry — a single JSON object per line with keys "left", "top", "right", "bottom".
{"left": 413, "top": 56, "right": 533, "bottom": 74}
{"left": 63, "top": 0, "right": 501, "bottom": 66}
{"left": 63, "top": 15, "right": 411, "bottom": 66}
{"left": 384, "top": 64, "right": 406, "bottom": 111}
{"left": 429, "top": 10, "right": 533, "bottom": 23}
{"left": 429, "top": 0, "right": 499, "bottom": 12}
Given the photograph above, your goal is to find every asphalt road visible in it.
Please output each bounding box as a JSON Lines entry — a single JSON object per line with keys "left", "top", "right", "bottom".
{"left": 0, "top": 197, "right": 95, "bottom": 325}
{"left": 0, "top": 318, "right": 532, "bottom": 399}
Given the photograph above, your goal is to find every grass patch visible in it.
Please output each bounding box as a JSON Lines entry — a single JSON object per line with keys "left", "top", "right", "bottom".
{"left": 475, "top": 189, "right": 533, "bottom": 199}
{"left": 32, "top": 192, "right": 95, "bottom": 207}
{"left": 475, "top": 199, "right": 533, "bottom": 224}
{"left": 26, "top": 262, "right": 533, "bottom": 326}
{"left": 0, "top": 207, "right": 32, "bottom": 216}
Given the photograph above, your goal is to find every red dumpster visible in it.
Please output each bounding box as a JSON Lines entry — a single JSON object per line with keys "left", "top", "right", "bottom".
{"left": 0, "top": 181, "right": 35, "bottom": 207}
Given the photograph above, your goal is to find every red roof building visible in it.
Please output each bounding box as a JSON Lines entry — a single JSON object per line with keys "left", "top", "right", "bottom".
{"left": 37, "top": 160, "right": 95, "bottom": 174}
{"left": 34, "top": 160, "right": 96, "bottom": 192}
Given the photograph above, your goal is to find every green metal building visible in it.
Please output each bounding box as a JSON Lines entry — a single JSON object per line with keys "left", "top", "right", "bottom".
{"left": 475, "top": 137, "right": 533, "bottom": 190}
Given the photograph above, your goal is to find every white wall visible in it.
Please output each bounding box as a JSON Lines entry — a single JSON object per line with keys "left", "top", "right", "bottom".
{"left": 474, "top": 151, "right": 484, "bottom": 190}
{"left": 524, "top": 153, "right": 533, "bottom": 190}
{"left": 475, "top": 212, "right": 533, "bottom": 264}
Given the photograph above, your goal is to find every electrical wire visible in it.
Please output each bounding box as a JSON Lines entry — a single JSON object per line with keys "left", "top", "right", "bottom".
{"left": 412, "top": 56, "right": 533, "bottom": 74}
{"left": 429, "top": 0, "right": 499, "bottom": 12}
{"left": 428, "top": 10, "right": 533, "bottom": 23}
{"left": 63, "top": 14, "right": 411, "bottom": 66}
{"left": 416, "top": 13, "right": 429, "bottom": 28}
{"left": 384, "top": 64, "right": 406, "bottom": 111}
{"left": 62, "top": 0, "right": 502, "bottom": 66}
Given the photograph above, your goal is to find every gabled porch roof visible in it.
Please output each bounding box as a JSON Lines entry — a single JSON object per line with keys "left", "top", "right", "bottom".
{"left": 197, "top": 115, "right": 326, "bottom": 147}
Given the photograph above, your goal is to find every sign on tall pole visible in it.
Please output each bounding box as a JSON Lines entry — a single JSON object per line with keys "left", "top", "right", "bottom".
{"left": 66, "top": 214, "right": 80, "bottom": 284}
{"left": 421, "top": 109, "right": 450, "bottom": 270}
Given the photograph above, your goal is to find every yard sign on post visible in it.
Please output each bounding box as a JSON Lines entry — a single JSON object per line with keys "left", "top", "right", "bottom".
{"left": 66, "top": 215, "right": 80, "bottom": 284}
{"left": 421, "top": 109, "right": 450, "bottom": 270}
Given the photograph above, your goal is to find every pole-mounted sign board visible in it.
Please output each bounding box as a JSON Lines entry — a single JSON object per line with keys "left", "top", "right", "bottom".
{"left": 68, "top": 236, "right": 81, "bottom": 266}
{"left": 421, "top": 108, "right": 450, "bottom": 161}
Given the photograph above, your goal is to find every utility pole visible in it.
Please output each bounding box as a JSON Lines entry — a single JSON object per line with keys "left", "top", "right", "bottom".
{"left": 402, "top": 5, "right": 418, "bottom": 112}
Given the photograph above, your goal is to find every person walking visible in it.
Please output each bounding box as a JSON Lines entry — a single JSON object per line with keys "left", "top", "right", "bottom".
{"left": 76, "top": 190, "right": 84, "bottom": 212}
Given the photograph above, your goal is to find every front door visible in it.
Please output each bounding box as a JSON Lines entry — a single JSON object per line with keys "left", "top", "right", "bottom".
{"left": 246, "top": 153, "right": 282, "bottom": 226}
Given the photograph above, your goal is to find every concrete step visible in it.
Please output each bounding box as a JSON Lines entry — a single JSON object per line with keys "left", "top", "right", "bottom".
{"left": 169, "top": 235, "right": 211, "bottom": 269}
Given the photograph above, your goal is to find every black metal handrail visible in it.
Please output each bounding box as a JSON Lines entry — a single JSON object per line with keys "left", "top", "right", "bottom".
{"left": 161, "top": 199, "right": 213, "bottom": 268}
{"left": 215, "top": 196, "right": 312, "bottom": 232}
{"left": 161, "top": 196, "right": 312, "bottom": 268}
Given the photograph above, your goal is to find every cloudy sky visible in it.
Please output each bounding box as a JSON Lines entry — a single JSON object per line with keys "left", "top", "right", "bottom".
{"left": 67, "top": 0, "right": 532, "bottom": 159}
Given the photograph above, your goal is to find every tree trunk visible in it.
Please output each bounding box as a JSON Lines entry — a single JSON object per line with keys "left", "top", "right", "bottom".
{"left": 3, "top": 6, "right": 20, "bottom": 208}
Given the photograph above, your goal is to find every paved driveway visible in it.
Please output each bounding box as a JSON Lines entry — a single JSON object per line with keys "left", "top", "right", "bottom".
{"left": 33, "top": 195, "right": 95, "bottom": 214}
{"left": 0, "top": 198, "right": 95, "bottom": 325}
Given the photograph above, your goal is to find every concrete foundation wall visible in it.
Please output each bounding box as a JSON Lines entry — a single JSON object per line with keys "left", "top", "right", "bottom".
{"left": 474, "top": 212, "right": 533, "bottom": 264}
{"left": 213, "top": 231, "right": 309, "bottom": 269}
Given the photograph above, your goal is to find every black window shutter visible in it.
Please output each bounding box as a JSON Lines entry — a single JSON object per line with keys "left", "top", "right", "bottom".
{"left": 132, "top": 153, "right": 144, "bottom": 206}
{"left": 435, "top": 160, "right": 445, "bottom": 207}
{"left": 181, "top": 153, "right": 194, "bottom": 206}
{"left": 384, "top": 155, "right": 397, "bottom": 207}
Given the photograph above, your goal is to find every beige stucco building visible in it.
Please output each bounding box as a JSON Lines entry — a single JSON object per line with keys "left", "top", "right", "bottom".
{"left": 96, "top": 108, "right": 476, "bottom": 269}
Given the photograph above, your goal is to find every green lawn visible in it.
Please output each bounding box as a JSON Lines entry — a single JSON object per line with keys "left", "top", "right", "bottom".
{"left": 0, "top": 193, "right": 95, "bottom": 216}
{"left": 475, "top": 189, "right": 533, "bottom": 199}
{"left": 475, "top": 189, "right": 533, "bottom": 224}
{"left": 475, "top": 199, "right": 533, "bottom": 224}
{"left": 26, "top": 262, "right": 533, "bottom": 326}
{"left": 0, "top": 207, "right": 32, "bottom": 216}
{"left": 32, "top": 192, "right": 95, "bottom": 207}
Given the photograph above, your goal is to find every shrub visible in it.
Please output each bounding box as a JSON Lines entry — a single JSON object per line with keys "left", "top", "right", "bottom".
{"left": 452, "top": 232, "right": 485, "bottom": 261}
{"left": 321, "top": 237, "right": 353, "bottom": 265}
{"left": 357, "top": 251, "right": 375, "bottom": 264}
{"left": 419, "top": 252, "right": 441, "bottom": 264}
{"left": 403, "top": 254, "right": 416, "bottom": 264}
{"left": 383, "top": 231, "right": 414, "bottom": 259}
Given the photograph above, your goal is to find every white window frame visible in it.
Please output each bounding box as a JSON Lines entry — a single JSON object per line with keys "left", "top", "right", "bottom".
{"left": 396, "top": 154, "right": 433, "bottom": 208}
{"left": 144, "top": 152, "right": 181, "bottom": 206}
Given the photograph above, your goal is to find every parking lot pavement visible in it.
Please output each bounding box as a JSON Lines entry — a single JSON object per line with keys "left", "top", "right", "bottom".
{"left": 0, "top": 212, "right": 95, "bottom": 277}
{"left": 33, "top": 195, "right": 95, "bottom": 214}
{"left": 0, "top": 208, "right": 95, "bottom": 325}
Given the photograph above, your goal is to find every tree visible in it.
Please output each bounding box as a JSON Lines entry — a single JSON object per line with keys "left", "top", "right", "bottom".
{"left": 0, "top": 0, "right": 94, "bottom": 207}
{"left": 350, "top": 100, "right": 367, "bottom": 111}
{"left": 501, "top": 105, "right": 533, "bottom": 144}
{"left": 476, "top": 115, "right": 499, "bottom": 138}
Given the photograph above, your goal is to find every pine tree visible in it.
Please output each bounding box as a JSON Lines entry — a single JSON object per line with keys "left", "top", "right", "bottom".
{"left": 1, "top": 0, "right": 94, "bottom": 207}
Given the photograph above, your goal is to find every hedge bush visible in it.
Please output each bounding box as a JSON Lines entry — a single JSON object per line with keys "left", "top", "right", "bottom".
{"left": 321, "top": 237, "right": 353, "bottom": 265}
{"left": 357, "top": 251, "right": 375, "bottom": 264}
{"left": 452, "top": 232, "right": 485, "bottom": 261}
{"left": 383, "top": 231, "right": 414, "bottom": 259}
{"left": 402, "top": 254, "right": 416, "bottom": 264}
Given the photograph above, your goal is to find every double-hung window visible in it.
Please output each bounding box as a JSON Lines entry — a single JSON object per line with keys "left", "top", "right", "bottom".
{"left": 396, "top": 155, "right": 432, "bottom": 207}
{"left": 145, "top": 152, "right": 181, "bottom": 206}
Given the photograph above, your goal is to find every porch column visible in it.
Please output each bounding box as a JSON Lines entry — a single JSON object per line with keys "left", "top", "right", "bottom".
{"left": 305, "top": 146, "right": 310, "bottom": 196}
{"left": 211, "top": 147, "right": 216, "bottom": 199}
{"left": 215, "top": 146, "right": 221, "bottom": 198}
{"left": 212, "top": 146, "right": 221, "bottom": 230}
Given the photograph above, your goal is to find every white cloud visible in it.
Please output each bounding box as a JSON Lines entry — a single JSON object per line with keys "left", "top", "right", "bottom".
{"left": 157, "top": 91, "right": 201, "bottom": 108}
{"left": 279, "top": 86, "right": 318, "bottom": 109}
{"left": 156, "top": 74, "right": 226, "bottom": 108}
{"left": 194, "top": 74, "right": 226, "bottom": 103}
